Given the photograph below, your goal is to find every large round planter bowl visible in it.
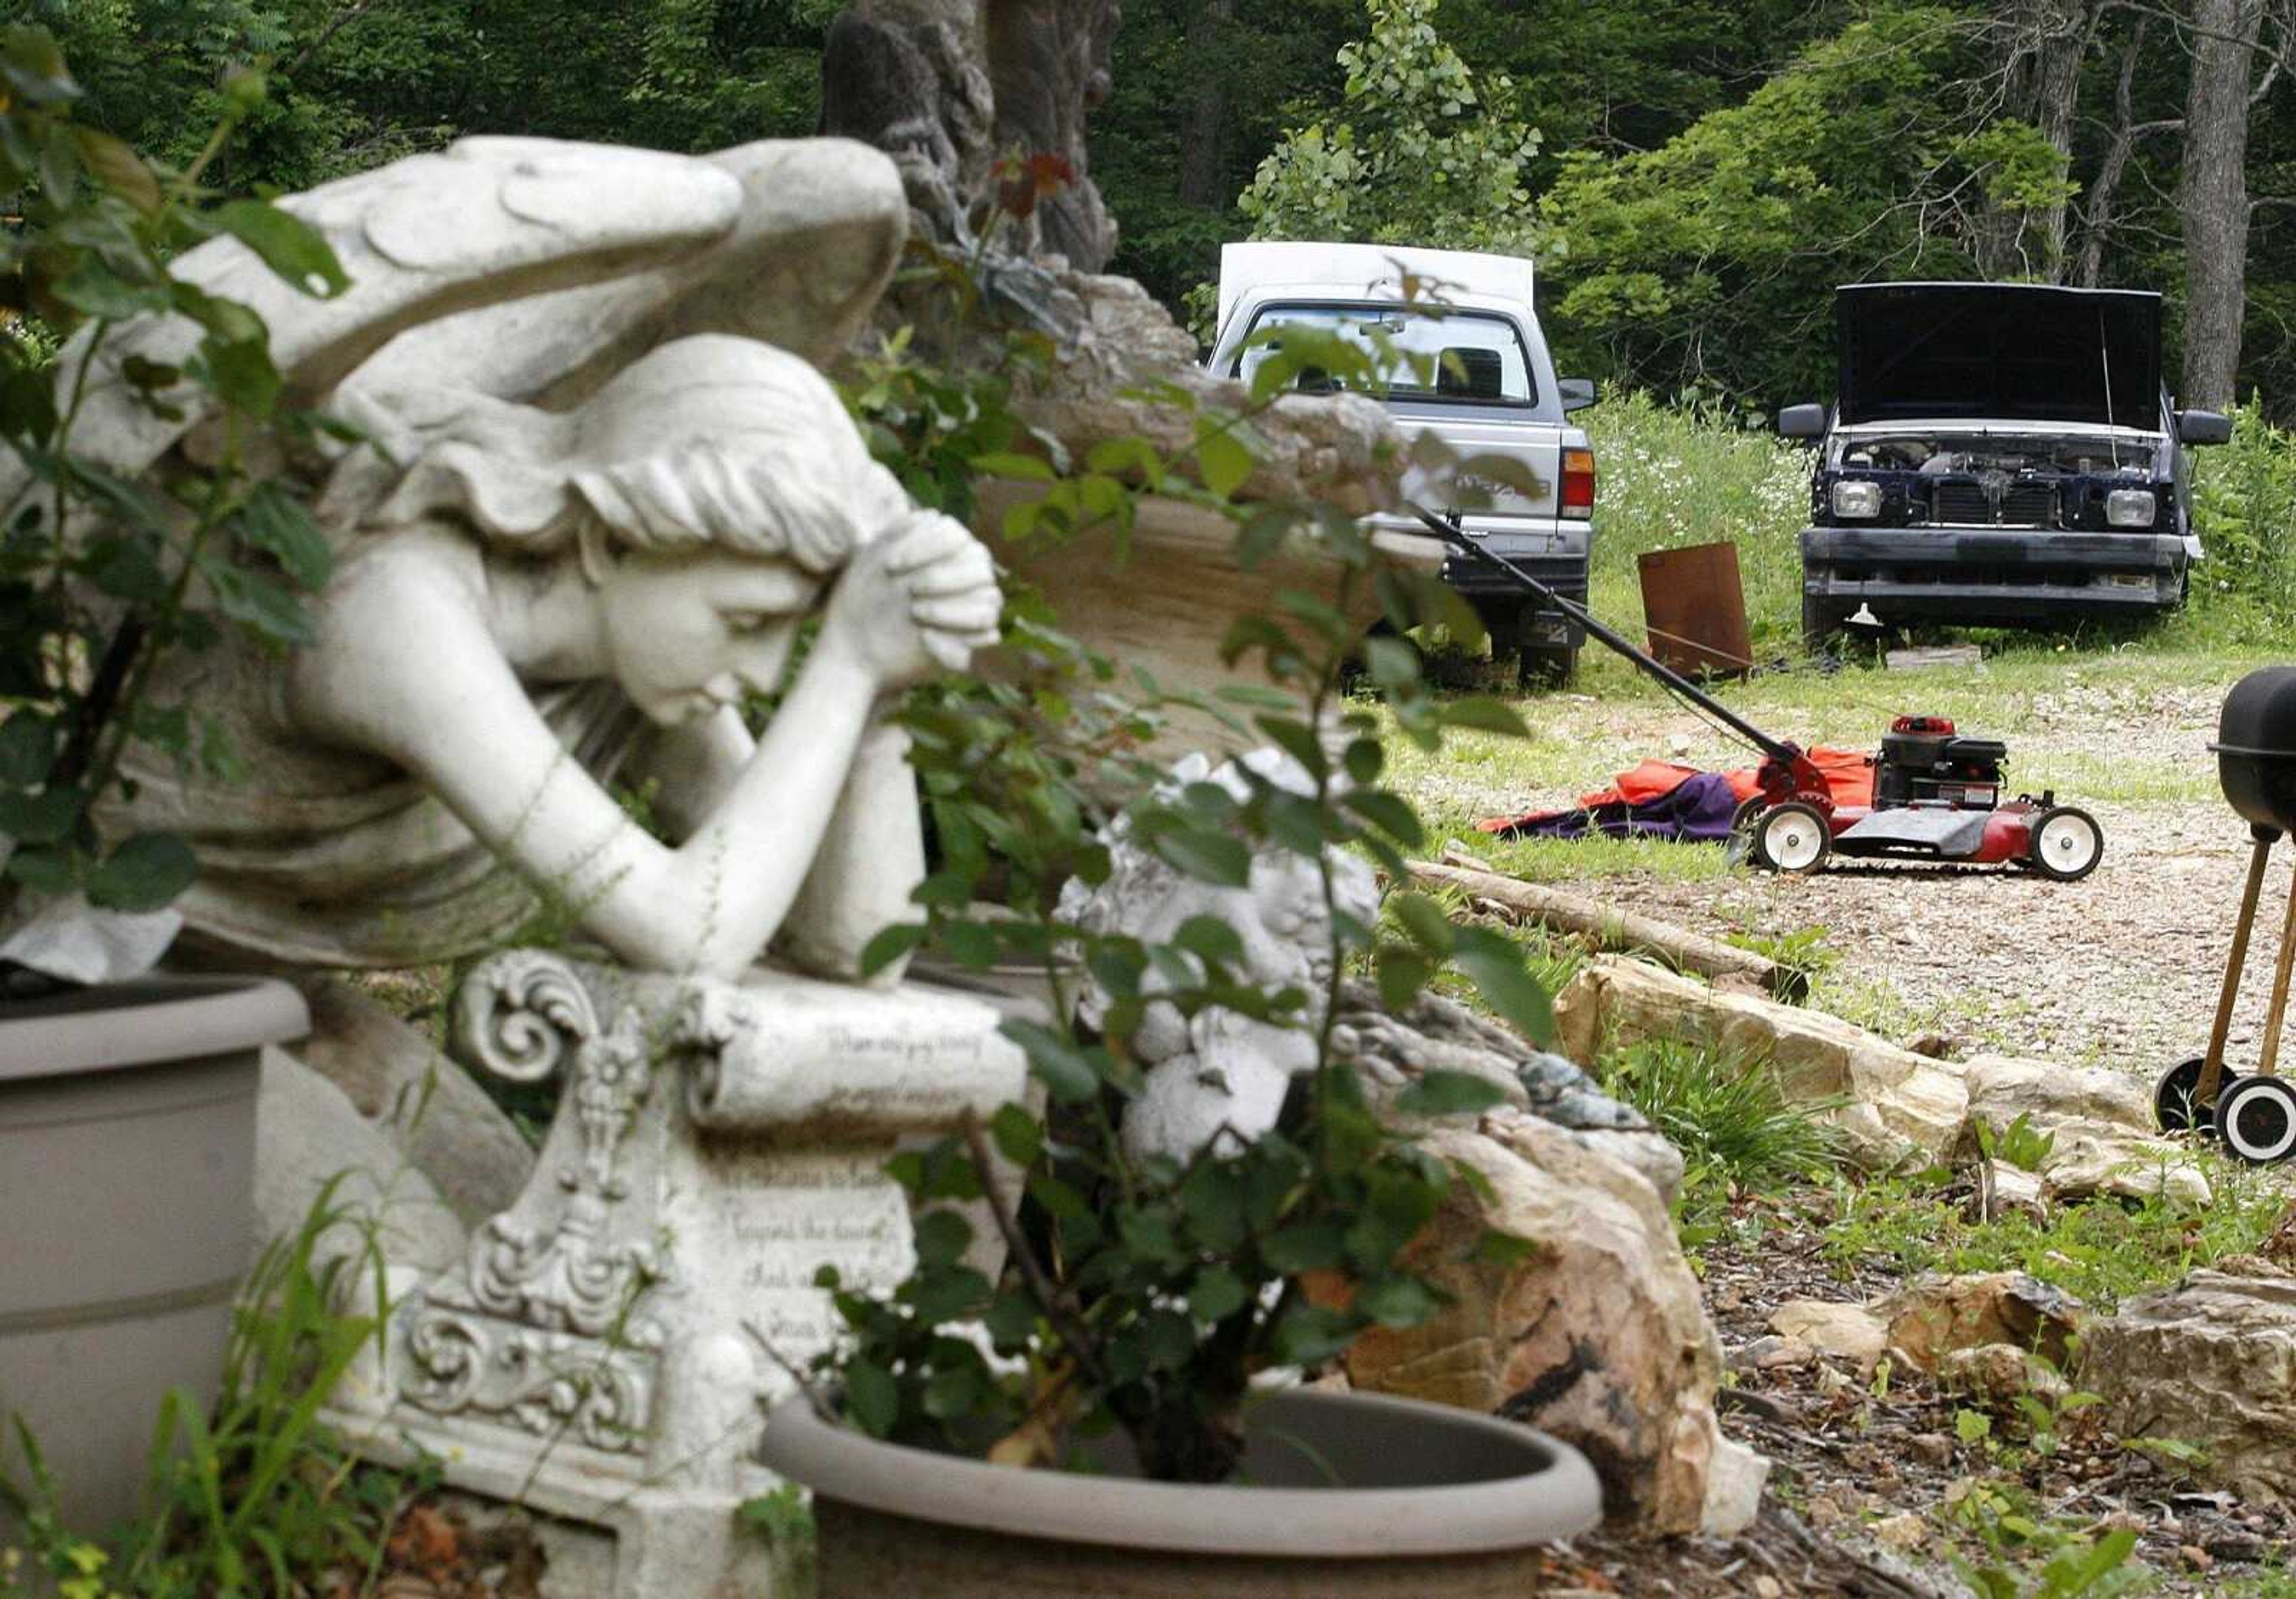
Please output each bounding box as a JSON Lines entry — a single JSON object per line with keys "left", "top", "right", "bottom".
{"left": 0, "top": 976, "right": 307, "bottom": 1536}
{"left": 758, "top": 1387, "right": 1603, "bottom": 1597}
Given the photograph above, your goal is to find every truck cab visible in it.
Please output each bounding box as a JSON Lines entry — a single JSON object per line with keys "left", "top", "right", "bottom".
{"left": 1207, "top": 242, "right": 1598, "bottom": 682}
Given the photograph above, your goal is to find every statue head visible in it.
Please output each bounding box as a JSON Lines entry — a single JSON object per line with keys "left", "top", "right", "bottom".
{"left": 352, "top": 334, "right": 912, "bottom": 725}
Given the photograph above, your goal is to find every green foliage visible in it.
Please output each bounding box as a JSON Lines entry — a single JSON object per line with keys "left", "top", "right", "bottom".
{"left": 1232, "top": 0, "right": 1540, "bottom": 270}
{"left": 1595, "top": 1040, "right": 1843, "bottom": 1232}
{"left": 1975, "top": 1111, "right": 2057, "bottom": 1177}
{"left": 1821, "top": 1154, "right": 2289, "bottom": 1312}
{"left": 0, "top": 1176, "right": 401, "bottom": 1597}
{"left": 1538, "top": 7, "right": 2071, "bottom": 404}
{"left": 0, "top": 26, "right": 346, "bottom": 924}
{"left": 1949, "top": 1479, "right": 2145, "bottom": 1598}
{"left": 2188, "top": 404, "right": 2296, "bottom": 635}
{"left": 816, "top": 307, "right": 1559, "bottom": 1485}
{"left": 1723, "top": 922, "right": 1838, "bottom": 989}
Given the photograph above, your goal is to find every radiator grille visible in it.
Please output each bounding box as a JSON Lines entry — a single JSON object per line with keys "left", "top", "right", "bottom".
{"left": 1929, "top": 478, "right": 2058, "bottom": 527}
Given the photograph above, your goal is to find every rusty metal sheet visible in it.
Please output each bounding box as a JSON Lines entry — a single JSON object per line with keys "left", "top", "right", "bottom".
{"left": 1637, "top": 542, "right": 1752, "bottom": 678}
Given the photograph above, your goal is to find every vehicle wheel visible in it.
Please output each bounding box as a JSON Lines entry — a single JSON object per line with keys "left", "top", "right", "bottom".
{"left": 2213, "top": 1074, "right": 2296, "bottom": 1164}
{"left": 1518, "top": 646, "right": 1576, "bottom": 688}
{"left": 1750, "top": 801, "right": 1831, "bottom": 874}
{"left": 2155, "top": 1055, "right": 2231, "bottom": 1135}
{"left": 1730, "top": 795, "right": 1766, "bottom": 834}
{"left": 1802, "top": 592, "right": 1842, "bottom": 652}
{"left": 2026, "top": 805, "right": 2103, "bottom": 881}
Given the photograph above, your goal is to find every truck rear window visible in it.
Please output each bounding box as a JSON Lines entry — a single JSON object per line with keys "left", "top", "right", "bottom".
{"left": 1231, "top": 304, "right": 1535, "bottom": 406}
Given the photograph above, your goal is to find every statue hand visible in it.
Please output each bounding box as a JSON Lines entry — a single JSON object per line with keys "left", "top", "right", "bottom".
{"left": 821, "top": 512, "right": 1002, "bottom": 685}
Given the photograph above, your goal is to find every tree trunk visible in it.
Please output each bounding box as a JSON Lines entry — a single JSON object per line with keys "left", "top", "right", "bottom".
{"left": 2077, "top": 20, "right": 2163, "bottom": 287}
{"left": 2180, "top": 0, "right": 2263, "bottom": 407}
{"left": 2004, "top": 0, "right": 2094, "bottom": 275}
{"left": 1176, "top": 0, "right": 1235, "bottom": 209}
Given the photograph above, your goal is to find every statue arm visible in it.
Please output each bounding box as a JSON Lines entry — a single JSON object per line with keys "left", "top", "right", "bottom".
{"left": 631, "top": 707, "right": 927, "bottom": 982}
{"left": 293, "top": 560, "right": 890, "bottom": 978}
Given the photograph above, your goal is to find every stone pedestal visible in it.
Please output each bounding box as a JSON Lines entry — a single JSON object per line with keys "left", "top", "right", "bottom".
{"left": 326, "top": 948, "right": 1027, "bottom": 1599}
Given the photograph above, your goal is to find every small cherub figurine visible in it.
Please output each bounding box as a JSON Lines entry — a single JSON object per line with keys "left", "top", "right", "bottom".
{"left": 27, "top": 138, "right": 1001, "bottom": 979}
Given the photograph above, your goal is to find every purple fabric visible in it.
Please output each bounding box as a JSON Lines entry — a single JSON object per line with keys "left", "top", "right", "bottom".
{"left": 1501, "top": 771, "right": 1743, "bottom": 844}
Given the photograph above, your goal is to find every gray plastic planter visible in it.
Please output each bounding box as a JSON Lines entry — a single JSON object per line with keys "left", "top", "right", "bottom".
{"left": 0, "top": 976, "right": 308, "bottom": 1536}
{"left": 758, "top": 1386, "right": 1604, "bottom": 1597}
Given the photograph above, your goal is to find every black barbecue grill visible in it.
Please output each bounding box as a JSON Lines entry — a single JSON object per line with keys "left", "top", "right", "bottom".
{"left": 2155, "top": 667, "right": 2296, "bottom": 1161}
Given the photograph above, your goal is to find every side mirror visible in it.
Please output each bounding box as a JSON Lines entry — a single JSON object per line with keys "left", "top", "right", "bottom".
{"left": 2178, "top": 408, "right": 2233, "bottom": 445}
{"left": 1777, "top": 402, "right": 1828, "bottom": 440}
{"left": 1558, "top": 377, "right": 1599, "bottom": 413}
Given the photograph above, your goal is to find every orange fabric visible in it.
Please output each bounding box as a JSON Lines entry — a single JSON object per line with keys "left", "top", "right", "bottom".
{"left": 1561, "top": 747, "right": 1874, "bottom": 812}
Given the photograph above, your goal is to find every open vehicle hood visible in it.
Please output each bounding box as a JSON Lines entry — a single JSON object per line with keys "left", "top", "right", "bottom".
{"left": 1836, "top": 283, "right": 2162, "bottom": 431}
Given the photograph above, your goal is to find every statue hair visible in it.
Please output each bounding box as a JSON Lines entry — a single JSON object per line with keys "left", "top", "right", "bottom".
{"left": 345, "top": 334, "right": 907, "bottom": 579}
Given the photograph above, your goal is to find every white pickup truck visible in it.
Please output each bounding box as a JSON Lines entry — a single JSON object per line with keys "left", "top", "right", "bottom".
{"left": 1206, "top": 241, "right": 1598, "bottom": 681}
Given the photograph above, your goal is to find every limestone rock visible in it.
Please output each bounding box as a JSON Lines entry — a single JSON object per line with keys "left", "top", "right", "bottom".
{"left": 1878, "top": 1273, "right": 2085, "bottom": 1372}
{"left": 1767, "top": 1301, "right": 1889, "bottom": 1372}
{"left": 1553, "top": 956, "right": 1967, "bottom": 1169}
{"left": 255, "top": 1048, "right": 466, "bottom": 1275}
{"left": 1962, "top": 1053, "right": 2210, "bottom": 1210}
{"left": 1702, "top": 1436, "right": 1770, "bottom": 1537}
{"left": 295, "top": 977, "right": 536, "bottom": 1225}
{"left": 1980, "top": 1162, "right": 2048, "bottom": 1222}
{"left": 2084, "top": 1273, "right": 2296, "bottom": 1505}
{"left": 1962, "top": 1054, "right": 2155, "bottom": 1134}
{"left": 1937, "top": 1343, "right": 2069, "bottom": 1409}
{"left": 1342, "top": 1113, "right": 1747, "bottom": 1536}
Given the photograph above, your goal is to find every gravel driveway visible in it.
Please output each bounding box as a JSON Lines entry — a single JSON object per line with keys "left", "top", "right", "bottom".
{"left": 1417, "top": 669, "right": 2284, "bottom": 1078}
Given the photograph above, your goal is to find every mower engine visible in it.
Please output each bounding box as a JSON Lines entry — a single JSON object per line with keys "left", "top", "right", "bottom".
{"left": 1873, "top": 716, "right": 2008, "bottom": 813}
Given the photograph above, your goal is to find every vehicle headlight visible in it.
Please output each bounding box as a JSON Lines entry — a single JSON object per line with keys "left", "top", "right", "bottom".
{"left": 2105, "top": 489, "right": 2157, "bottom": 529}
{"left": 1831, "top": 479, "right": 1882, "bottom": 519}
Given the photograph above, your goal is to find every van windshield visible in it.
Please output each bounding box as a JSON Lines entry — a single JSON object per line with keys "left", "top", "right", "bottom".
{"left": 1231, "top": 303, "right": 1535, "bottom": 405}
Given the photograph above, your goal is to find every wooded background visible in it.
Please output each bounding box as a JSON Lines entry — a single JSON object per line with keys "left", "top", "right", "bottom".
{"left": 25, "top": 0, "right": 2294, "bottom": 417}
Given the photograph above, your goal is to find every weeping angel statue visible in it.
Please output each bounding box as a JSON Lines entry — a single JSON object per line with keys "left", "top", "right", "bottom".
{"left": 16, "top": 138, "right": 996, "bottom": 979}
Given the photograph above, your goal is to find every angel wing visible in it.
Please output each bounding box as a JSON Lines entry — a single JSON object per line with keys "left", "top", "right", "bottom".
{"left": 5, "top": 135, "right": 906, "bottom": 515}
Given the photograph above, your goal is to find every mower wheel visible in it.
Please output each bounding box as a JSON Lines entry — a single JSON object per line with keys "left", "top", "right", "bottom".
{"left": 2027, "top": 805, "right": 2104, "bottom": 881}
{"left": 1750, "top": 801, "right": 1831, "bottom": 874}
{"left": 2154, "top": 1055, "right": 2229, "bottom": 1136}
{"left": 1730, "top": 796, "right": 1765, "bottom": 834}
{"left": 2214, "top": 1073, "right": 2296, "bottom": 1164}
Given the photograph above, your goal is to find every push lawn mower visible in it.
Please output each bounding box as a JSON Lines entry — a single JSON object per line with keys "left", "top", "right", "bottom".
{"left": 1414, "top": 510, "right": 2104, "bottom": 881}
{"left": 2153, "top": 667, "right": 2296, "bottom": 1165}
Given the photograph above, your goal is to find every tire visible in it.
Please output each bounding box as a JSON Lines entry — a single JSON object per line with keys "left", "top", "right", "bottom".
{"left": 2154, "top": 1054, "right": 2230, "bottom": 1136}
{"left": 1730, "top": 795, "right": 1766, "bottom": 835}
{"left": 1750, "top": 801, "right": 1831, "bottom": 874}
{"left": 1518, "top": 646, "right": 1577, "bottom": 688}
{"left": 2214, "top": 1074, "right": 2296, "bottom": 1164}
{"left": 1802, "top": 592, "right": 1842, "bottom": 653}
{"left": 2026, "top": 805, "right": 2103, "bottom": 881}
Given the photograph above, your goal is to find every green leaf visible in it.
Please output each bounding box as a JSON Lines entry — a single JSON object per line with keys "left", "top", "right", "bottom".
{"left": 1451, "top": 927, "right": 1555, "bottom": 1043}
{"left": 1171, "top": 914, "right": 1245, "bottom": 966}
{"left": 237, "top": 483, "right": 333, "bottom": 592}
{"left": 0, "top": 712, "right": 56, "bottom": 788}
{"left": 1388, "top": 892, "right": 1455, "bottom": 956}
{"left": 1195, "top": 426, "right": 1253, "bottom": 501}
{"left": 199, "top": 558, "right": 314, "bottom": 647}
{"left": 1375, "top": 946, "right": 1433, "bottom": 1012}
{"left": 1260, "top": 1222, "right": 1346, "bottom": 1273}
{"left": 983, "top": 1291, "right": 1039, "bottom": 1349}
{"left": 969, "top": 450, "right": 1057, "bottom": 482}
{"left": 0, "top": 785, "right": 83, "bottom": 844}
{"left": 1187, "top": 1266, "right": 1251, "bottom": 1324}
{"left": 1000, "top": 1018, "right": 1101, "bottom": 1104}
{"left": 858, "top": 921, "right": 927, "bottom": 978}
{"left": 921, "top": 1363, "right": 986, "bottom": 1421}
{"left": 1342, "top": 789, "right": 1425, "bottom": 847}
{"left": 4, "top": 846, "right": 72, "bottom": 894}
{"left": 844, "top": 1360, "right": 899, "bottom": 1437}
{"left": 1270, "top": 1304, "right": 1357, "bottom": 1367}
{"left": 212, "top": 199, "right": 350, "bottom": 298}
{"left": 71, "top": 127, "right": 160, "bottom": 215}
{"left": 1354, "top": 1274, "right": 1444, "bottom": 1329}
{"left": 912, "top": 1209, "right": 975, "bottom": 1270}
{"left": 988, "top": 1103, "right": 1044, "bottom": 1168}
{"left": 85, "top": 832, "right": 197, "bottom": 913}
{"left": 50, "top": 258, "right": 172, "bottom": 321}
{"left": 1393, "top": 1069, "right": 1510, "bottom": 1118}
{"left": 200, "top": 334, "right": 282, "bottom": 419}
{"left": 1149, "top": 826, "right": 1250, "bottom": 888}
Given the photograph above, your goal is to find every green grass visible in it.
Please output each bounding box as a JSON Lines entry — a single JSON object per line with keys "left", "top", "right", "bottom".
{"left": 1819, "top": 1154, "right": 2292, "bottom": 1313}
{"left": 1596, "top": 1039, "right": 1846, "bottom": 1233}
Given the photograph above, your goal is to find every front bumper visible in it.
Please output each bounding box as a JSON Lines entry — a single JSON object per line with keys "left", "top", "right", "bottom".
{"left": 1802, "top": 526, "right": 2187, "bottom": 622}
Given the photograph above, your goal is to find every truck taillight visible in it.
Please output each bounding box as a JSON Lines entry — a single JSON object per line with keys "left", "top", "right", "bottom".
{"left": 1561, "top": 447, "right": 1595, "bottom": 518}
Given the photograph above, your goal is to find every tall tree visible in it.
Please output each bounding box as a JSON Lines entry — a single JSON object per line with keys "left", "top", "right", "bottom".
{"left": 2182, "top": 0, "right": 2269, "bottom": 405}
